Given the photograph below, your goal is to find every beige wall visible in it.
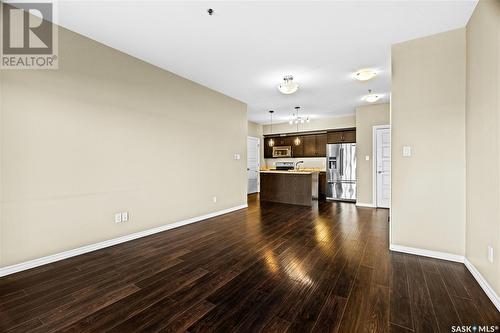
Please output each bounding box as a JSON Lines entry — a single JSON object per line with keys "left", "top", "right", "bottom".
{"left": 247, "top": 121, "right": 263, "bottom": 138}
{"left": 391, "top": 28, "right": 466, "bottom": 255}
{"left": 262, "top": 115, "right": 355, "bottom": 135}
{"left": 355, "top": 103, "right": 390, "bottom": 205}
{"left": 465, "top": 0, "right": 500, "bottom": 295}
{"left": 247, "top": 121, "right": 265, "bottom": 167}
{"left": 0, "top": 69, "right": 3, "bottom": 266}
{"left": 0, "top": 27, "right": 247, "bottom": 267}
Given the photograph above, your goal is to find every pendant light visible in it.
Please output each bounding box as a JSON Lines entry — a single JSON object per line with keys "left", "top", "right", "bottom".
{"left": 293, "top": 106, "right": 301, "bottom": 146}
{"left": 268, "top": 110, "right": 275, "bottom": 147}
{"left": 289, "top": 108, "right": 310, "bottom": 124}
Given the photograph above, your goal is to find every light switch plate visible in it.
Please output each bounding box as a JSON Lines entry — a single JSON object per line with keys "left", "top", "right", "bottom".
{"left": 402, "top": 146, "right": 412, "bottom": 157}
{"left": 234, "top": 154, "right": 240, "bottom": 160}
{"left": 115, "top": 213, "right": 122, "bottom": 223}
{"left": 122, "top": 212, "right": 129, "bottom": 222}
{"left": 365, "top": 155, "right": 370, "bottom": 161}
{"left": 488, "top": 245, "right": 494, "bottom": 263}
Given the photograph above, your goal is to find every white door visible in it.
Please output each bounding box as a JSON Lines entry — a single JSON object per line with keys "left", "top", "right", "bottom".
{"left": 376, "top": 128, "right": 391, "bottom": 208}
{"left": 247, "top": 137, "right": 260, "bottom": 194}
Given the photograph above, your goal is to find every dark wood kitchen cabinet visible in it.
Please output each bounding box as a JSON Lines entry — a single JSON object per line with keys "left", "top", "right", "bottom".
{"left": 327, "top": 129, "right": 356, "bottom": 144}
{"left": 303, "top": 135, "right": 316, "bottom": 157}
{"left": 327, "top": 131, "right": 343, "bottom": 144}
{"left": 275, "top": 136, "right": 295, "bottom": 146}
{"left": 302, "top": 134, "right": 326, "bottom": 157}
{"left": 319, "top": 171, "right": 326, "bottom": 200}
{"left": 264, "top": 132, "right": 329, "bottom": 158}
{"left": 264, "top": 138, "right": 273, "bottom": 158}
{"left": 342, "top": 130, "right": 356, "bottom": 143}
{"left": 316, "top": 134, "right": 327, "bottom": 156}
{"left": 292, "top": 137, "right": 304, "bottom": 157}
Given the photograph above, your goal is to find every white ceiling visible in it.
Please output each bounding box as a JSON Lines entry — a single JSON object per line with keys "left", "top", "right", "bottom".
{"left": 53, "top": 1, "right": 477, "bottom": 124}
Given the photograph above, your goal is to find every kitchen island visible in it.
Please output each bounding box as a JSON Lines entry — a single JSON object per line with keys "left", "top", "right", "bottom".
{"left": 259, "top": 170, "right": 319, "bottom": 206}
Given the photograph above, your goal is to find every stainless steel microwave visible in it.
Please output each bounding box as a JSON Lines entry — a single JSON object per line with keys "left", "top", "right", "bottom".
{"left": 272, "top": 146, "right": 292, "bottom": 158}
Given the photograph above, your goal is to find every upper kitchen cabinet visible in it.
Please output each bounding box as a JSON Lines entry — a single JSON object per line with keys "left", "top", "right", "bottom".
{"left": 316, "top": 134, "right": 327, "bottom": 156}
{"left": 302, "top": 134, "right": 326, "bottom": 157}
{"left": 292, "top": 137, "right": 304, "bottom": 157}
{"left": 342, "top": 130, "right": 356, "bottom": 143}
{"left": 326, "top": 131, "right": 343, "bottom": 143}
{"left": 263, "top": 138, "right": 274, "bottom": 158}
{"left": 274, "top": 136, "right": 292, "bottom": 146}
{"left": 264, "top": 132, "right": 332, "bottom": 158}
{"left": 327, "top": 129, "right": 356, "bottom": 144}
{"left": 303, "top": 135, "right": 316, "bottom": 157}
{"left": 264, "top": 136, "right": 294, "bottom": 158}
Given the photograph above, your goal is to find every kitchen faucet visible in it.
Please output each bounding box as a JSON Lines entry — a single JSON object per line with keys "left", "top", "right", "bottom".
{"left": 295, "top": 161, "right": 304, "bottom": 170}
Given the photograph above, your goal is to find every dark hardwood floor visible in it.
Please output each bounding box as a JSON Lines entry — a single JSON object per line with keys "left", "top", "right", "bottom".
{"left": 0, "top": 194, "right": 498, "bottom": 332}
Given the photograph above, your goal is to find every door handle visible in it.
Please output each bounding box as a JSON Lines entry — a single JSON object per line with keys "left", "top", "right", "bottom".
{"left": 339, "top": 148, "right": 344, "bottom": 176}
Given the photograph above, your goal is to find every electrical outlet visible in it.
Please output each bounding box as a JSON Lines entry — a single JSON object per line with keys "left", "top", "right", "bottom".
{"left": 114, "top": 213, "right": 122, "bottom": 223}
{"left": 122, "top": 212, "right": 129, "bottom": 222}
{"left": 488, "top": 245, "right": 494, "bottom": 263}
{"left": 213, "top": 196, "right": 217, "bottom": 203}
{"left": 402, "top": 146, "right": 412, "bottom": 157}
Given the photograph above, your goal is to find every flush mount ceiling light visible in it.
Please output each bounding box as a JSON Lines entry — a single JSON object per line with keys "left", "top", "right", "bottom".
{"left": 278, "top": 75, "right": 299, "bottom": 95}
{"left": 354, "top": 69, "right": 377, "bottom": 81}
{"left": 364, "top": 89, "right": 382, "bottom": 103}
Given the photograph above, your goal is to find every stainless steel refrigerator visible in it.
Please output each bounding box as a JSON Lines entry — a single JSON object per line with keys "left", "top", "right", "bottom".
{"left": 326, "top": 143, "right": 357, "bottom": 202}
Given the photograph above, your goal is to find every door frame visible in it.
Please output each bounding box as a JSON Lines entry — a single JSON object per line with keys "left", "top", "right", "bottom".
{"left": 247, "top": 136, "right": 261, "bottom": 194}
{"left": 372, "top": 125, "right": 391, "bottom": 208}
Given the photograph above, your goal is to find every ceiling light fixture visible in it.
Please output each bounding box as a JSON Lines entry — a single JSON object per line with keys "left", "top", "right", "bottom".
{"left": 354, "top": 69, "right": 377, "bottom": 81}
{"left": 278, "top": 75, "right": 299, "bottom": 95}
{"left": 289, "top": 106, "right": 310, "bottom": 124}
{"left": 268, "top": 110, "right": 275, "bottom": 147}
{"left": 364, "top": 89, "right": 381, "bottom": 103}
{"left": 293, "top": 106, "right": 302, "bottom": 146}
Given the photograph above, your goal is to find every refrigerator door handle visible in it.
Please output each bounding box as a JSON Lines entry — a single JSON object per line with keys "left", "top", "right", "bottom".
{"left": 339, "top": 147, "right": 343, "bottom": 176}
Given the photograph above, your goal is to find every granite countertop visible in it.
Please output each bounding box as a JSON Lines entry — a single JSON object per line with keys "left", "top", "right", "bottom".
{"left": 259, "top": 170, "right": 316, "bottom": 175}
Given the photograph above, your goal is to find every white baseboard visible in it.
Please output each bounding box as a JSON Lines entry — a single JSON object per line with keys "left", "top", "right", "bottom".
{"left": 389, "top": 244, "right": 464, "bottom": 262}
{"left": 464, "top": 258, "right": 500, "bottom": 311}
{"left": 0, "top": 204, "right": 248, "bottom": 277}
{"left": 355, "top": 202, "right": 375, "bottom": 208}
{"left": 390, "top": 244, "right": 500, "bottom": 312}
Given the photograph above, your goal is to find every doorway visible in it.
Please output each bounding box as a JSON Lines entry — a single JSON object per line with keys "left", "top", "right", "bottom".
{"left": 373, "top": 126, "right": 391, "bottom": 208}
{"left": 247, "top": 137, "right": 260, "bottom": 194}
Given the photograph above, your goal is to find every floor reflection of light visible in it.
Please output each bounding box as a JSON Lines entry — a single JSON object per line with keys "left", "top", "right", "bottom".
{"left": 264, "top": 249, "right": 279, "bottom": 273}
{"left": 315, "top": 220, "right": 331, "bottom": 243}
{"left": 284, "top": 258, "right": 313, "bottom": 286}
{"left": 315, "top": 219, "right": 332, "bottom": 254}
